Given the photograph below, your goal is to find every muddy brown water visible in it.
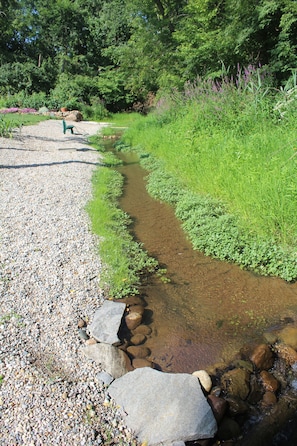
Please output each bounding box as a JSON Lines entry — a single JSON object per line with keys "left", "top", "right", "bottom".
{"left": 115, "top": 150, "right": 297, "bottom": 374}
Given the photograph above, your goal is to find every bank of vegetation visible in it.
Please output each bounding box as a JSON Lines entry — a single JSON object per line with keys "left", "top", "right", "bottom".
{"left": 121, "top": 68, "right": 297, "bottom": 282}
{"left": 87, "top": 135, "right": 158, "bottom": 298}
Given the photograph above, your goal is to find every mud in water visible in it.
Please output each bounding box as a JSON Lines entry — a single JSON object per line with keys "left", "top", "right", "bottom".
{"left": 116, "top": 151, "right": 297, "bottom": 373}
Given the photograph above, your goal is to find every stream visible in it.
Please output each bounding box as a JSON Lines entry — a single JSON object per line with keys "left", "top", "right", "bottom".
{"left": 115, "top": 149, "right": 297, "bottom": 374}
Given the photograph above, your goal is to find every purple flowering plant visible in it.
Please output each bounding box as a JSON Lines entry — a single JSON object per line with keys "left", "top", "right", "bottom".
{"left": 0, "top": 107, "right": 37, "bottom": 114}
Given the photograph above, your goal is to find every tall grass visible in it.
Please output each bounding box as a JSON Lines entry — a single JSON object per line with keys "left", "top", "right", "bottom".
{"left": 121, "top": 67, "right": 297, "bottom": 280}
{"left": 123, "top": 67, "right": 297, "bottom": 246}
{"left": 0, "top": 113, "right": 49, "bottom": 137}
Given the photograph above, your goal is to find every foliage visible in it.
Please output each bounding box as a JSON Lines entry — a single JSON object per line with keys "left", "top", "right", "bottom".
{"left": 97, "top": 67, "right": 136, "bottom": 111}
{"left": 122, "top": 70, "right": 297, "bottom": 281}
{"left": 81, "top": 97, "right": 110, "bottom": 120}
{"left": 87, "top": 136, "right": 158, "bottom": 298}
{"left": 0, "top": 62, "right": 56, "bottom": 95}
{"left": 0, "top": 116, "right": 14, "bottom": 137}
{"left": 0, "top": 113, "right": 49, "bottom": 137}
{"left": 2, "top": 0, "right": 297, "bottom": 108}
{"left": 48, "top": 73, "right": 100, "bottom": 110}
{"left": 2, "top": 91, "right": 47, "bottom": 109}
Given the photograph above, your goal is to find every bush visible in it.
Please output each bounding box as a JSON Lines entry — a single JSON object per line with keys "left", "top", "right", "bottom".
{"left": 48, "top": 73, "right": 100, "bottom": 110}
{"left": 81, "top": 98, "right": 110, "bottom": 120}
{"left": 0, "top": 62, "right": 56, "bottom": 95}
{"left": 97, "top": 66, "right": 135, "bottom": 111}
{"left": 2, "top": 92, "right": 47, "bottom": 110}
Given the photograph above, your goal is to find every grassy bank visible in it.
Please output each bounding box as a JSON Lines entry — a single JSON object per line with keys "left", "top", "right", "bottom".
{"left": 87, "top": 135, "right": 158, "bottom": 298}
{"left": 120, "top": 69, "right": 297, "bottom": 281}
{"left": 0, "top": 112, "right": 49, "bottom": 136}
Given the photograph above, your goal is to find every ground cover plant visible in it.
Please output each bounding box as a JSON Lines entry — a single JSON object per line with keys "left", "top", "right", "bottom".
{"left": 87, "top": 135, "right": 158, "bottom": 298}
{"left": 0, "top": 112, "right": 49, "bottom": 137}
{"left": 121, "top": 67, "right": 297, "bottom": 281}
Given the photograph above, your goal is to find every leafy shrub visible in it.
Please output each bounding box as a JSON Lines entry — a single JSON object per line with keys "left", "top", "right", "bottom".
{"left": 0, "top": 62, "right": 55, "bottom": 95}
{"left": 1, "top": 91, "right": 46, "bottom": 110}
{"left": 81, "top": 97, "right": 110, "bottom": 120}
{"left": 49, "top": 73, "right": 100, "bottom": 110}
{"left": 97, "top": 66, "right": 135, "bottom": 111}
{"left": 25, "top": 92, "right": 47, "bottom": 110}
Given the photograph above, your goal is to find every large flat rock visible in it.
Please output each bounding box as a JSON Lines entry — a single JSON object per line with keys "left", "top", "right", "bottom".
{"left": 89, "top": 300, "right": 126, "bottom": 345}
{"left": 108, "top": 368, "right": 217, "bottom": 445}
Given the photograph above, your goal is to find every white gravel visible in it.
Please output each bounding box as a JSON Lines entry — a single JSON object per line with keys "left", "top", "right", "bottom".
{"left": 0, "top": 119, "right": 138, "bottom": 445}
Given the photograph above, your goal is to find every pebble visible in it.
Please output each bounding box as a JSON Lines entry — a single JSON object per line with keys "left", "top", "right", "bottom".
{"left": 78, "top": 328, "right": 90, "bottom": 341}
{"left": 78, "top": 319, "right": 87, "bottom": 328}
{"left": 0, "top": 121, "right": 139, "bottom": 446}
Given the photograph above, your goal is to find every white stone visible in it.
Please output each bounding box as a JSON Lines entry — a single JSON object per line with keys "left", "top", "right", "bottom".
{"left": 192, "top": 370, "right": 212, "bottom": 393}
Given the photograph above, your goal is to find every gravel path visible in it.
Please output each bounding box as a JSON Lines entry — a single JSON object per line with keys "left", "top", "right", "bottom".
{"left": 0, "top": 120, "right": 137, "bottom": 445}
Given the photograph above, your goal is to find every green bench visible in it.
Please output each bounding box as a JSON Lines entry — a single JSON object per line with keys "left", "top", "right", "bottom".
{"left": 62, "top": 119, "right": 74, "bottom": 134}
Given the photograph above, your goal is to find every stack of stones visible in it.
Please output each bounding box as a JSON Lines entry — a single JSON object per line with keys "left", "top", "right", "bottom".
{"left": 80, "top": 296, "right": 154, "bottom": 377}
{"left": 120, "top": 296, "right": 153, "bottom": 369}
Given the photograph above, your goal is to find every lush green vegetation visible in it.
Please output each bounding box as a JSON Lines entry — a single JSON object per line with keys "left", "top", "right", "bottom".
{"left": 121, "top": 68, "right": 297, "bottom": 281}
{"left": 1, "top": 1, "right": 297, "bottom": 112}
{"left": 3, "top": 0, "right": 297, "bottom": 286}
{"left": 87, "top": 135, "right": 158, "bottom": 298}
{"left": 0, "top": 112, "right": 49, "bottom": 137}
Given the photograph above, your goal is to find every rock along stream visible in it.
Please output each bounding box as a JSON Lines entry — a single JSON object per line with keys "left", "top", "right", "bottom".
{"left": 114, "top": 149, "right": 297, "bottom": 374}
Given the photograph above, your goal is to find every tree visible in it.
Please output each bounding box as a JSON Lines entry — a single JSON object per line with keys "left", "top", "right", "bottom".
{"left": 0, "top": 0, "right": 23, "bottom": 63}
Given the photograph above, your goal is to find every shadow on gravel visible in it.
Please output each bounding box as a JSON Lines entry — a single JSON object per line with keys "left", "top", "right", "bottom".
{"left": 18, "top": 134, "right": 90, "bottom": 143}
{"left": 0, "top": 160, "right": 104, "bottom": 169}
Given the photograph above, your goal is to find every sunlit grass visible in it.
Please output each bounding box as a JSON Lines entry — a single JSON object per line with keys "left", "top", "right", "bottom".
{"left": 1, "top": 112, "right": 49, "bottom": 126}
{"left": 87, "top": 136, "right": 158, "bottom": 298}
{"left": 121, "top": 72, "right": 297, "bottom": 280}
{"left": 123, "top": 89, "right": 297, "bottom": 245}
{"left": 106, "top": 112, "right": 142, "bottom": 127}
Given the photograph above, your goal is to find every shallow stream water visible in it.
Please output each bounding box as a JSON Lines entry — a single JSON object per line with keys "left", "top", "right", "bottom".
{"left": 115, "top": 150, "right": 297, "bottom": 373}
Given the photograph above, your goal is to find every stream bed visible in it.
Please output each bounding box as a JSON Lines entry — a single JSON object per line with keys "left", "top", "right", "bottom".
{"left": 115, "top": 150, "right": 297, "bottom": 374}
{"left": 97, "top": 143, "right": 297, "bottom": 445}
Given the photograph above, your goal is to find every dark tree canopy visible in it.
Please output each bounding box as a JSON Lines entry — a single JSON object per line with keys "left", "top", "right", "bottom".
{"left": 0, "top": 0, "right": 296, "bottom": 109}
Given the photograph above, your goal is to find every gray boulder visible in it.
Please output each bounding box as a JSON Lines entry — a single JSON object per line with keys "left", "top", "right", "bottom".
{"left": 81, "top": 343, "right": 131, "bottom": 379}
{"left": 89, "top": 300, "right": 126, "bottom": 345}
{"left": 108, "top": 368, "right": 217, "bottom": 445}
{"left": 66, "top": 110, "right": 83, "bottom": 121}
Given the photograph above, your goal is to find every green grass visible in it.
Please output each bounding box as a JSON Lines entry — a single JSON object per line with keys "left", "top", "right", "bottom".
{"left": 106, "top": 112, "right": 140, "bottom": 127}
{"left": 0, "top": 113, "right": 49, "bottom": 137}
{"left": 2, "top": 113, "right": 49, "bottom": 126}
{"left": 120, "top": 74, "right": 297, "bottom": 281}
{"left": 87, "top": 135, "right": 158, "bottom": 298}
